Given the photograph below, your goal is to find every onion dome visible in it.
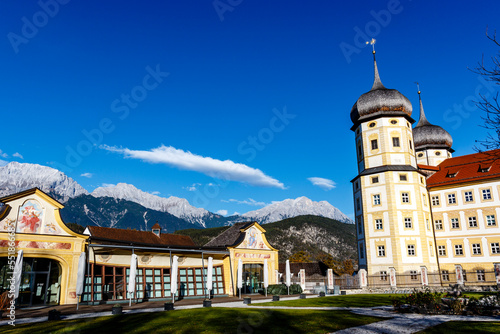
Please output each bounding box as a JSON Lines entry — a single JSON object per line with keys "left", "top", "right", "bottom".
{"left": 413, "top": 91, "right": 453, "bottom": 149}
{"left": 351, "top": 51, "right": 412, "bottom": 124}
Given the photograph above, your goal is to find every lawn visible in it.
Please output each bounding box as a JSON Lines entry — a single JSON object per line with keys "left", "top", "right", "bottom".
{"left": 417, "top": 321, "right": 500, "bottom": 333}
{"left": 255, "top": 293, "right": 398, "bottom": 307}
{"left": 2, "top": 308, "right": 384, "bottom": 334}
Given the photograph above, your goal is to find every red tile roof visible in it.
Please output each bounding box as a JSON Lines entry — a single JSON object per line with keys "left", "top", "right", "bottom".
{"left": 426, "top": 149, "right": 500, "bottom": 188}
{"left": 87, "top": 226, "right": 196, "bottom": 247}
{"left": 417, "top": 164, "right": 440, "bottom": 171}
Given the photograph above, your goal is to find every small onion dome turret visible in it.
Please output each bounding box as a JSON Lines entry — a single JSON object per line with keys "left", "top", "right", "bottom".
{"left": 350, "top": 52, "right": 413, "bottom": 125}
{"left": 413, "top": 92, "right": 453, "bottom": 149}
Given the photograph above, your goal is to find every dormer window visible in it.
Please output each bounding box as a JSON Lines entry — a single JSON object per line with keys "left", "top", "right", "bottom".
{"left": 446, "top": 172, "right": 457, "bottom": 178}
{"left": 478, "top": 165, "right": 491, "bottom": 173}
{"left": 152, "top": 223, "right": 162, "bottom": 237}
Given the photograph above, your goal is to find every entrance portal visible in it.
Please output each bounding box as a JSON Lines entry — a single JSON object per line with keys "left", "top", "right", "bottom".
{"left": 242, "top": 263, "right": 263, "bottom": 294}
{"left": 0, "top": 257, "right": 61, "bottom": 307}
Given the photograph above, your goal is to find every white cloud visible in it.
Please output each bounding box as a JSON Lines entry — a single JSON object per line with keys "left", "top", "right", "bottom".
{"left": 101, "top": 183, "right": 116, "bottom": 188}
{"left": 101, "top": 144, "right": 285, "bottom": 189}
{"left": 308, "top": 177, "right": 336, "bottom": 190}
{"left": 216, "top": 209, "right": 228, "bottom": 216}
{"left": 0, "top": 150, "right": 7, "bottom": 158}
{"left": 13, "top": 152, "right": 23, "bottom": 159}
{"left": 222, "top": 198, "right": 267, "bottom": 207}
{"left": 81, "top": 173, "right": 93, "bottom": 178}
{"left": 0, "top": 159, "right": 8, "bottom": 167}
{"left": 149, "top": 191, "right": 161, "bottom": 195}
{"left": 184, "top": 183, "right": 201, "bottom": 192}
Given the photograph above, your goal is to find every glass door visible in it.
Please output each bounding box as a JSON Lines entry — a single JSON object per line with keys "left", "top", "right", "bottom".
{"left": 242, "top": 264, "right": 263, "bottom": 294}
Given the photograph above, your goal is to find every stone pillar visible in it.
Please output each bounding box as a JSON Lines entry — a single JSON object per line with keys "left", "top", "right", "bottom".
{"left": 455, "top": 264, "right": 464, "bottom": 285}
{"left": 389, "top": 267, "right": 397, "bottom": 288}
{"left": 420, "top": 266, "right": 428, "bottom": 286}
{"left": 358, "top": 269, "right": 367, "bottom": 288}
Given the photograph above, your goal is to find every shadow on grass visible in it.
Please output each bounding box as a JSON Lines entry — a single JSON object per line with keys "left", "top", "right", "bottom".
{"left": 2, "top": 308, "right": 385, "bottom": 334}
{"left": 417, "top": 321, "right": 500, "bottom": 334}
{"left": 256, "top": 294, "right": 398, "bottom": 308}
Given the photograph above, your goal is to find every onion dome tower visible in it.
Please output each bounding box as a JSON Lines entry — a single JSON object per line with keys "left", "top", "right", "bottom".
{"left": 351, "top": 43, "right": 438, "bottom": 278}
{"left": 413, "top": 89, "right": 454, "bottom": 167}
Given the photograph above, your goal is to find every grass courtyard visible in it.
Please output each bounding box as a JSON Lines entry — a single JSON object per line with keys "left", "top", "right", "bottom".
{"left": 2, "top": 308, "right": 384, "bottom": 334}
{"left": 255, "top": 293, "right": 397, "bottom": 307}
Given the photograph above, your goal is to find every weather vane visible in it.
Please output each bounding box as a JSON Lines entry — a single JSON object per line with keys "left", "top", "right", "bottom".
{"left": 414, "top": 81, "right": 420, "bottom": 94}
{"left": 366, "top": 38, "right": 376, "bottom": 53}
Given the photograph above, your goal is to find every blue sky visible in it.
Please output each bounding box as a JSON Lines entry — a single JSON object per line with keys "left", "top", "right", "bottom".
{"left": 0, "top": 0, "right": 499, "bottom": 218}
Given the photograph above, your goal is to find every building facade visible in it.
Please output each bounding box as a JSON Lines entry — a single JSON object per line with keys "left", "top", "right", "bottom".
{"left": 352, "top": 53, "right": 500, "bottom": 287}
{"left": 0, "top": 188, "right": 279, "bottom": 306}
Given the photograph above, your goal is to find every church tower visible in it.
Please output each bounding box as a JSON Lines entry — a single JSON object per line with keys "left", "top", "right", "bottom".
{"left": 351, "top": 48, "right": 439, "bottom": 279}
{"left": 413, "top": 90, "right": 454, "bottom": 167}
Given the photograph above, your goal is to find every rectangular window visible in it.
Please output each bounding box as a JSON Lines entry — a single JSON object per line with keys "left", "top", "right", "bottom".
{"left": 371, "top": 139, "right": 378, "bottom": 150}
{"left": 465, "top": 191, "right": 473, "bottom": 202}
{"left": 482, "top": 189, "right": 492, "bottom": 200}
{"left": 455, "top": 244, "right": 463, "bottom": 255}
{"left": 402, "top": 192, "right": 409, "bottom": 203}
{"left": 472, "top": 243, "right": 482, "bottom": 255}
{"left": 375, "top": 219, "right": 383, "bottom": 230}
{"left": 451, "top": 218, "right": 460, "bottom": 229}
{"left": 468, "top": 216, "right": 477, "bottom": 227}
{"left": 378, "top": 245, "right": 386, "bottom": 257}
{"left": 404, "top": 217, "right": 412, "bottom": 229}
{"left": 380, "top": 271, "right": 387, "bottom": 281}
{"left": 358, "top": 219, "right": 363, "bottom": 234}
{"left": 426, "top": 219, "right": 430, "bottom": 230}
{"left": 356, "top": 198, "right": 361, "bottom": 211}
{"left": 373, "top": 194, "right": 381, "bottom": 205}
{"left": 491, "top": 242, "right": 500, "bottom": 254}
{"left": 431, "top": 196, "right": 440, "bottom": 206}
{"left": 435, "top": 220, "right": 443, "bottom": 230}
{"left": 486, "top": 215, "right": 496, "bottom": 226}
{"left": 399, "top": 174, "right": 407, "bottom": 181}
{"left": 359, "top": 243, "right": 364, "bottom": 259}
{"left": 442, "top": 270, "right": 450, "bottom": 281}
{"left": 410, "top": 270, "right": 418, "bottom": 280}
{"left": 392, "top": 137, "right": 400, "bottom": 147}
{"left": 463, "top": 270, "right": 468, "bottom": 282}
{"left": 407, "top": 244, "right": 415, "bottom": 256}
{"left": 477, "top": 270, "right": 485, "bottom": 282}
{"left": 448, "top": 193, "right": 456, "bottom": 204}
{"left": 372, "top": 176, "right": 379, "bottom": 184}
{"left": 409, "top": 141, "right": 413, "bottom": 150}
{"left": 438, "top": 245, "right": 446, "bottom": 256}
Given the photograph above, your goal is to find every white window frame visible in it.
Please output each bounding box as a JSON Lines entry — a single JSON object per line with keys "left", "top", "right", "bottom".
{"left": 477, "top": 270, "right": 485, "bottom": 282}
{"left": 373, "top": 194, "right": 381, "bottom": 206}
{"left": 438, "top": 245, "right": 446, "bottom": 256}
{"left": 482, "top": 189, "right": 492, "bottom": 200}
{"left": 377, "top": 245, "right": 386, "bottom": 257}
{"left": 486, "top": 215, "right": 496, "bottom": 226}
{"left": 448, "top": 193, "right": 456, "bottom": 204}
{"left": 472, "top": 243, "right": 481, "bottom": 255}
{"left": 455, "top": 244, "right": 463, "bottom": 255}
{"left": 451, "top": 218, "right": 460, "bottom": 229}
{"left": 407, "top": 244, "right": 416, "bottom": 256}
{"left": 435, "top": 220, "right": 443, "bottom": 230}
{"left": 491, "top": 242, "right": 500, "bottom": 254}
{"left": 404, "top": 217, "right": 412, "bottom": 229}
{"left": 375, "top": 219, "right": 383, "bottom": 230}
{"left": 402, "top": 192, "right": 410, "bottom": 203}
{"left": 465, "top": 191, "right": 473, "bottom": 202}
{"left": 468, "top": 216, "right": 477, "bottom": 227}
{"left": 431, "top": 196, "right": 440, "bottom": 206}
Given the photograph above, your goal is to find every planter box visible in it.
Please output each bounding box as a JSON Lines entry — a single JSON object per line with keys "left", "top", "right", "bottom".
{"left": 164, "top": 302, "right": 174, "bottom": 311}
{"left": 243, "top": 297, "right": 251, "bottom": 305}
{"left": 300, "top": 294, "right": 307, "bottom": 299}
{"left": 112, "top": 307, "right": 123, "bottom": 315}
{"left": 341, "top": 290, "right": 347, "bottom": 295}
{"left": 272, "top": 295, "right": 280, "bottom": 301}
{"left": 319, "top": 292, "right": 325, "bottom": 297}
{"left": 203, "top": 300, "right": 212, "bottom": 308}
{"left": 48, "top": 309, "right": 61, "bottom": 321}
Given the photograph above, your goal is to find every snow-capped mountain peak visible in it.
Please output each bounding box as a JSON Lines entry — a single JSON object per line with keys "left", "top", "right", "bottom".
{"left": 241, "top": 196, "right": 353, "bottom": 224}
{"left": 91, "top": 183, "right": 210, "bottom": 227}
{"left": 0, "top": 162, "right": 88, "bottom": 202}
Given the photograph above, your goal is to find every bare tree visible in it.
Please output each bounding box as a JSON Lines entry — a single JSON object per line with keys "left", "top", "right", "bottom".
{"left": 471, "top": 27, "right": 500, "bottom": 152}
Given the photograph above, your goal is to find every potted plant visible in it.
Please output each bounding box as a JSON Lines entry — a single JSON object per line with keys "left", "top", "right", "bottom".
{"left": 112, "top": 303, "right": 123, "bottom": 315}
{"left": 203, "top": 299, "right": 212, "bottom": 307}
{"left": 164, "top": 302, "right": 174, "bottom": 311}
{"left": 272, "top": 295, "right": 280, "bottom": 301}
{"left": 48, "top": 309, "right": 61, "bottom": 320}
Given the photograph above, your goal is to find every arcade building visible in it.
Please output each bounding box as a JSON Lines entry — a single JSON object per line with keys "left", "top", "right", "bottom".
{"left": 0, "top": 188, "right": 278, "bottom": 306}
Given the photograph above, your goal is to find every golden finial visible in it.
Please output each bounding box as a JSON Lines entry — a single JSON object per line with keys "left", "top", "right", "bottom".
{"left": 414, "top": 81, "right": 421, "bottom": 95}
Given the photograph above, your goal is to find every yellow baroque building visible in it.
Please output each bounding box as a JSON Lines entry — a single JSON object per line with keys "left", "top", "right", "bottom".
{"left": 0, "top": 188, "right": 278, "bottom": 306}
{"left": 352, "top": 52, "right": 500, "bottom": 288}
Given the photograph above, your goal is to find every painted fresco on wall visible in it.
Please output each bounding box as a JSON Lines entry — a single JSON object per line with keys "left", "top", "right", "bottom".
{"left": 237, "top": 227, "right": 270, "bottom": 250}
{"left": 0, "top": 240, "right": 71, "bottom": 249}
{"left": 16, "top": 200, "right": 44, "bottom": 233}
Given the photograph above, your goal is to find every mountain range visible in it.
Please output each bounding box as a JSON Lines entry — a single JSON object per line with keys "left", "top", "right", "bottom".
{"left": 0, "top": 162, "right": 353, "bottom": 230}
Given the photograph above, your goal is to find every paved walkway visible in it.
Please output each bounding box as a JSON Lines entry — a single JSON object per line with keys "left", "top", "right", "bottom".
{"left": 1, "top": 295, "right": 499, "bottom": 333}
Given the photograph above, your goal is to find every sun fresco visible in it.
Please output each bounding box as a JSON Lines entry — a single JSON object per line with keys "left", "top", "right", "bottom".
{"left": 16, "top": 200, "right": 44, "bottom": 233}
